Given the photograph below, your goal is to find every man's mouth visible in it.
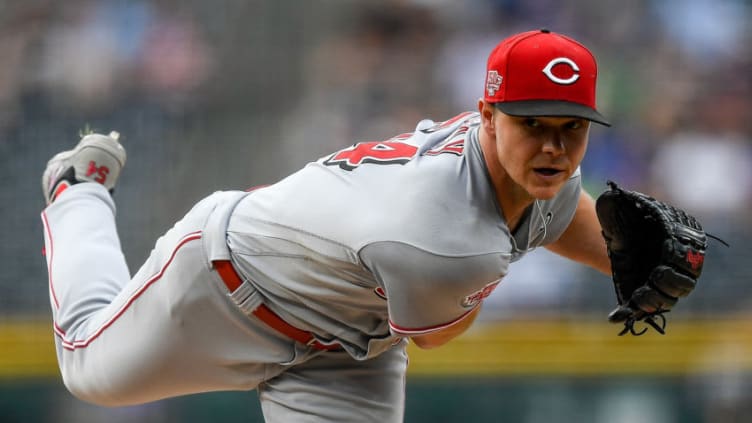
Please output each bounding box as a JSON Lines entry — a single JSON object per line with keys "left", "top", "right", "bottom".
{"left": 534, "top": 167, "right": 562, "bottom": 176}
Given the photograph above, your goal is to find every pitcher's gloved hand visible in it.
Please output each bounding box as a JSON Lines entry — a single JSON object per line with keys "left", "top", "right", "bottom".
{"left": 595, "top": 181, "right": 708, "bottom": 336}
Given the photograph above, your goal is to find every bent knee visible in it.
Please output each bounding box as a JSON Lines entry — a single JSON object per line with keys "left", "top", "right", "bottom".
{"left": 60, "top": 366, "right": 147, "bottom": 407}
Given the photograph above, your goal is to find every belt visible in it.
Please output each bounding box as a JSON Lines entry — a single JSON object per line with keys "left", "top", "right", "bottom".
{"left": 213, "top": 260, "right": 341, "bottom": 351}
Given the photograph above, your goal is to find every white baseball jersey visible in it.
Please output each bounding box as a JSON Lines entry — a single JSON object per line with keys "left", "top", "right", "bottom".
{"left": 225, "top": 111, "right": 581, "bottom": 359}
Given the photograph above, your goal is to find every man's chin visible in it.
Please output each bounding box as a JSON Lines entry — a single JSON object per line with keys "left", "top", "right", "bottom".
{"left": 527, "top": 185, "right": 561, "bottom": 200}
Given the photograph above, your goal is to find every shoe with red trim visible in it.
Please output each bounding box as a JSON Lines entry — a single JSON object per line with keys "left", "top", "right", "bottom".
{"left": 42, "top": 131, "right": 127, "bottom": 205}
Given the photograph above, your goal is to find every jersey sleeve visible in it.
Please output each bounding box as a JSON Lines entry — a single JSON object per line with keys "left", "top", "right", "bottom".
{"left": 359, "top": 241, "right": 505, "bottom": 336}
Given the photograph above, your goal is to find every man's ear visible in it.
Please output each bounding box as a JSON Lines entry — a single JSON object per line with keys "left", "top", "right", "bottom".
{"left": 478, "top": 99, "right": 495, "bottom": 131}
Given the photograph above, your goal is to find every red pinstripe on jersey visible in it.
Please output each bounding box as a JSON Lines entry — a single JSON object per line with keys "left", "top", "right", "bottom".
{"left": 388, "top": 304, "right": 479, "bottom": 336}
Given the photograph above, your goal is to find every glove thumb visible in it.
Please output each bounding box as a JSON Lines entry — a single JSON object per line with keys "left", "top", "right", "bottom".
{"left": 608, "top": 305, "right": 634, "bottom": 323}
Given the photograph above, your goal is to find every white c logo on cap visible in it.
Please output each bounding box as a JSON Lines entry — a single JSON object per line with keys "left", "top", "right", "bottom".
{"left": 542, "top": 57, "right": 580, "bottom": 85}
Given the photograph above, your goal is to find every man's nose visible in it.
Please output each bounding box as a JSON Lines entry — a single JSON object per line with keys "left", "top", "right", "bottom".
{"left": 541, "top": 132, "right": 564, "bottom": 154}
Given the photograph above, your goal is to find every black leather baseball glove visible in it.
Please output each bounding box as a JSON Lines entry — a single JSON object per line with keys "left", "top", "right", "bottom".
{"left": 595, "top": 181, "right": 710, "bottom": 336}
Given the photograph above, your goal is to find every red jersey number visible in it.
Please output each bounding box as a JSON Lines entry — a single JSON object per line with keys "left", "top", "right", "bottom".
{"left": 323, "top": 141, "right": 418, "bottom": 171}
{"left": 323, "top": 113, "right": 473, "bottom": 171}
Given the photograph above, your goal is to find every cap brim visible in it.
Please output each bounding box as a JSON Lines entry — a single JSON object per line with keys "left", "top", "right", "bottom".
{"left": 494, "top": 100, "right": 611, "bottom": 126}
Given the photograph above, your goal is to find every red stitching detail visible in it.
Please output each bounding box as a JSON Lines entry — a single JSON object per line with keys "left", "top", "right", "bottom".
{"left": 388, "top": 305, "right": 478, "bottom": 336}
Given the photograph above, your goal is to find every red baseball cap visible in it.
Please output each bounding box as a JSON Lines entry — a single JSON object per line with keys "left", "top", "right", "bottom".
{"left": 484, "top": 29, "right": 610, "bottom": 126}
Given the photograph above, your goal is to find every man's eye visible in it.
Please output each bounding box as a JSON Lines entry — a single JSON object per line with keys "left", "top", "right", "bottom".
{"left": 566, "top": 120, "right": 583, "bottom": 130}
{"left": 524, "top": 118, "right": 540, "bottom": 128}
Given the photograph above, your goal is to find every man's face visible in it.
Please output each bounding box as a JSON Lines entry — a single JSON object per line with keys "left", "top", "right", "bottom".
{"left": 492, "top": 111, "right": 590, "bottom": 200}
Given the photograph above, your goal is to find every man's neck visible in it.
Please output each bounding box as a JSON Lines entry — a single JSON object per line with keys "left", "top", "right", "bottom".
{"left": 477, "top": 127, "right": 535, "bottom": 232}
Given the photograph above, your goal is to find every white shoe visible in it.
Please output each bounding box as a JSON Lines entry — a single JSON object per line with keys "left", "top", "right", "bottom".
{"left": 42, "top": 131, "right": 127, "bottom": 205}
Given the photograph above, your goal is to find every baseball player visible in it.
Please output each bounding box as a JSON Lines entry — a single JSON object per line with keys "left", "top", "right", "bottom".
{"left": 40, "top": 30, "right": 628, "bottom": 421}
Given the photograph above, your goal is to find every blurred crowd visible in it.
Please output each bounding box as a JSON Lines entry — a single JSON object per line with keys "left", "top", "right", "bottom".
{"left": 0, "top": 0, "right": 750, "bottom": 319}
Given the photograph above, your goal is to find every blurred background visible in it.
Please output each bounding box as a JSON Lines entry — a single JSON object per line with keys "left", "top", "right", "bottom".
{"left": 1, "top": 0, "right": 750, "bottom": 421}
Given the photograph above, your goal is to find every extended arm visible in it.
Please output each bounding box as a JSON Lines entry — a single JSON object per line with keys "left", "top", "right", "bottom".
{"left": 545, "top": 190, "right": 611, "bottom": 276}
